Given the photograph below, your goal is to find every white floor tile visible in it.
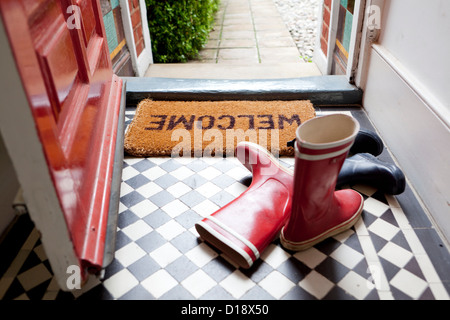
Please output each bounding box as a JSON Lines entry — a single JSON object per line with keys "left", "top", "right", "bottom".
{"left": 141, "top": 166, "right": 167, "bottom": 180}
{"left": 330, "top": 244, "right": 364, "bottom": 269}
{"left": 147, "top": 157, "right": 171, "bottom": 165}
{"left": 136, "top": 181, "right": 164, "bottom": 198}
{"left": 332, "top": 228, "right": 355, "bottom": 243}
{"left": 299, "top": 270, "right": 334, "bottom": 299}
{"left": 17, "top": 264, "right": 52, "bottom": 291}
{"left": 224, "top": 166, "right": 249, "bottom": 180}
{"left": 33, "top": 243, "right": 47, "bottom": 261}
{"left": 191, "top": 199, "right": 220, "bottom": 217}
{"left": 173, "top": 157, "right": 196, "bottom": 165}
{"left": 115, "top": 242, "right": 147, "bottom": 268}
{"left": 220, "top": 270, "right": 256, "bottom": 299}
{"left": 167, "top": 181, "right": 192, "bottom": 198}
{"left": 185, "top": 242, "right": 219, "bottom": 267}
{"left": 129, "top": 199, "right": 158, "bottom": 218}
{"left": 119, "top": 182, "right": 134, "bottom": 197}
{"left": 141, "top": 269, "right": 178, "bottom": 299}
{"left": 161, "top": 199, "right": 190, "bottom": 218}
{"left": 363, "top": 197, "right": 390, "bottom": 217}
{"left": 378, "top": 242, "right": 413, "bottom": 268}
{"left": 259, "top": 271, "right": 295, "bottom": 299}
{"left": 293, "top": 247, "right": 327, "bottom": 269}
{"left": 149, "top": 242, "right": 183, "bottom": 268}
{"left": 260, "top": 244, "right": 291, "bottom": 269}
{"left": 390, "top": 269, "right": 428, "bottom": 299}
{"left": 195, "top": 181, "right": 222, "bottom": 198}
{"left": 123, "top": 157, "right": 144, "bottom": 166}
{"left": 202, "top": 157, "right": 224, "bottom": 165}
{"left": 121, "top": 220, "right": 153, "bottom": 241}
{"left": 338, "top": 270, "right": 374, "bottom": 300}
{"left": 181, "top": 269, "right": 217, "bottom": 298}
{"left": 156, "top": 220, "right": 186, "bottom": 241}
{"left": 103, "top": 269, "right": 139, "bottom": 299}
{"left": 197, "top": 167, "right": 223, "bottom": 180}
{"left": 224, "top": 181, "right": 247, "bottom": 197}
{"left": 121, "top": 166, "right": 140, "bottom": 181}
{"left": 367, "top": 218, "right": 399, "bottom": 241}
{"left": 169, "top": 166, "right": 195, "bottom": 180}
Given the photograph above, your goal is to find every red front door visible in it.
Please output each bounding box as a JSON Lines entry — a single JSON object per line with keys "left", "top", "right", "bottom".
{"left": 0, "top": 0, "right": 122, "bottom": 277}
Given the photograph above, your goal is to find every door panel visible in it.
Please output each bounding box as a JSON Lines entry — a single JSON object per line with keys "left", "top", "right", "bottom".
{"left": 0, "top": 0, "right": 123, "bottom": 279}
{"left": 76, "top": 0, "right": 96, "bottom": 47}
{"left": 36, "top": 18, "right": 79, "bottom": 118}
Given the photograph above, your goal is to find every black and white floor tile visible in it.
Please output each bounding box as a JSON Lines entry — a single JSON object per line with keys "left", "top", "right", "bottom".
{"left": 0, "top": 107, "right": 449, "bottom": 300}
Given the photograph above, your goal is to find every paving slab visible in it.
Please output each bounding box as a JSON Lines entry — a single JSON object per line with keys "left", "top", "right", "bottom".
{"left": 145, "top": 0, "right": 322, "bottom": 78}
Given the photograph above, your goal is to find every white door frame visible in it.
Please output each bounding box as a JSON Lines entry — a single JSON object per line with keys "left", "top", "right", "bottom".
{"left": 314, "top": 0, "right": 366, "bottom": 80}
{"left": 120, "top": 0, "right": 153, "bottom": 76}
{"left": 354, "top": 0, "right": 384, "bottom": 89}
{"left": 314, "top": 0, "right": 339, "bottom": 75}
{"left": 345, "top": 0, "right": 366, "bottom": 82}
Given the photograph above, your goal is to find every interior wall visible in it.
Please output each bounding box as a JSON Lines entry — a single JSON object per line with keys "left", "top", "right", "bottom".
{"left": 0, "top": 133, "right": 19, "bottom": 237}
{"left": 359, "top": 0, "right": 450, "bottom": 242}
{"left": 378, "top": 0, "right": 450, "bottom": 119}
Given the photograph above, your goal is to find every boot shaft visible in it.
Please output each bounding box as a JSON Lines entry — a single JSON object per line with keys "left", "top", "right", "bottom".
{"left": 281, "top": 114, "right": 364, "bottom": 250}
{"left": 292, "top": 114, "right": 360, "bottom": 221}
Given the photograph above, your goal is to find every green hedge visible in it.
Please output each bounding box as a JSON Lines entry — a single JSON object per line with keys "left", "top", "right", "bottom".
{"left": 145, "top": 0, "right": 220, "bottom": 63}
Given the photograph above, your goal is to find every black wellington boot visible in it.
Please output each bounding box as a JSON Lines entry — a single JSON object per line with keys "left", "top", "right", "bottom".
{"left": 349, "top": 128, "right": 384, "bottom": 156}
{"left": 287, "top": 128, "right": 384, "bottom": 157}
{"left": 336, "top": 153, "right": 406, "bottom": 195}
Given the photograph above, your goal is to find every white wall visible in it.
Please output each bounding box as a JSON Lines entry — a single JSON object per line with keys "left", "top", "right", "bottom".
{"left": 377, "top": 0, "right": 450, "bottom": 125}
{"left": 358, "top": 0, "right": 450, "bottom": 242}
{"left": 0, "top": 133, "right": 19, "bottom": 236}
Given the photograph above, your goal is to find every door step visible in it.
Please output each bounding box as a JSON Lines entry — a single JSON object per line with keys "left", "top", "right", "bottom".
{"left": 144, "top": 62, "right": 322, "bottom": 79}
{"left": 124, "top": 75, "right": 363, "bottom": 106}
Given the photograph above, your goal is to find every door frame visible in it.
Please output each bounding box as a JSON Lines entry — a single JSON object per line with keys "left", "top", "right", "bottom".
{"left": 314, "top": 0, "right": 339, "bottom": 75}
{"left": 120, "top": 0, "right": 153, "bottom": 76}
{"left": 314, "top": 0, "right": 366, "bottom": 81}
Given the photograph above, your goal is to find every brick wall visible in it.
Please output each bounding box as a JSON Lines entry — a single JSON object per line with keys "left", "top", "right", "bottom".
{"left": 129, "top": 0, "right": 145, "bottom": 57}
{"left": 321, "top": 0, "right": 332, "bottom": 56}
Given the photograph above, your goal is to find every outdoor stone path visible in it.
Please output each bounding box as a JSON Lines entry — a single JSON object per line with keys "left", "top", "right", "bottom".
{"left": 192, "top": 0, "right": 304, "bottom": 64}
{"left": 145, "top": 0, "right": 323, "bottom": 79}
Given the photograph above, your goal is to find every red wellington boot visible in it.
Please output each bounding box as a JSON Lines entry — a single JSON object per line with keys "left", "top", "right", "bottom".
{"left": 195, "top": 141, "right": 294, "bottom": 268}
{"left": 280, "top": 114, "right": 364, "bottom": 251}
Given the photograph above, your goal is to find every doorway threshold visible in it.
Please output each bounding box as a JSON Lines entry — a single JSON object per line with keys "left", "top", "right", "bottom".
{"left": 124, "top": 75, "right": 362, "bottom": 107}
{"left": 144, "top": 62, "right": 322, "bottom": 80}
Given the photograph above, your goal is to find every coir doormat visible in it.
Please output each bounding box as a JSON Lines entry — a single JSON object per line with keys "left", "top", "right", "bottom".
{"left": 124, "top": 99, "right": 315, "bottom": 157}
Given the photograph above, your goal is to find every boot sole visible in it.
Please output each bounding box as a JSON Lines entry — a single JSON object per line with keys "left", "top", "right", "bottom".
{"left": 280, "top": 193, "right": 364, "bottom": 251}
{"left": 195, "top": 220, "right": 253, "bottom": 269}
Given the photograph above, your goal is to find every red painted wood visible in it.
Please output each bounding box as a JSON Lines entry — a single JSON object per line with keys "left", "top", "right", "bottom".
{"left": 0, "top": 0, "right": 123, "bottom": 276}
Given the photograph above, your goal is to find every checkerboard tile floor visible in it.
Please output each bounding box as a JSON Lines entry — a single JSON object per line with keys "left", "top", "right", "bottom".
{"left": 1, "top": 108, "right": 449, "bottom": 300}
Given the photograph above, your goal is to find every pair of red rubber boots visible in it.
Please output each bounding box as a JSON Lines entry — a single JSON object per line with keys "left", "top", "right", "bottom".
{"left": 195, "top": 114, "right": 364, "bottom": 268}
